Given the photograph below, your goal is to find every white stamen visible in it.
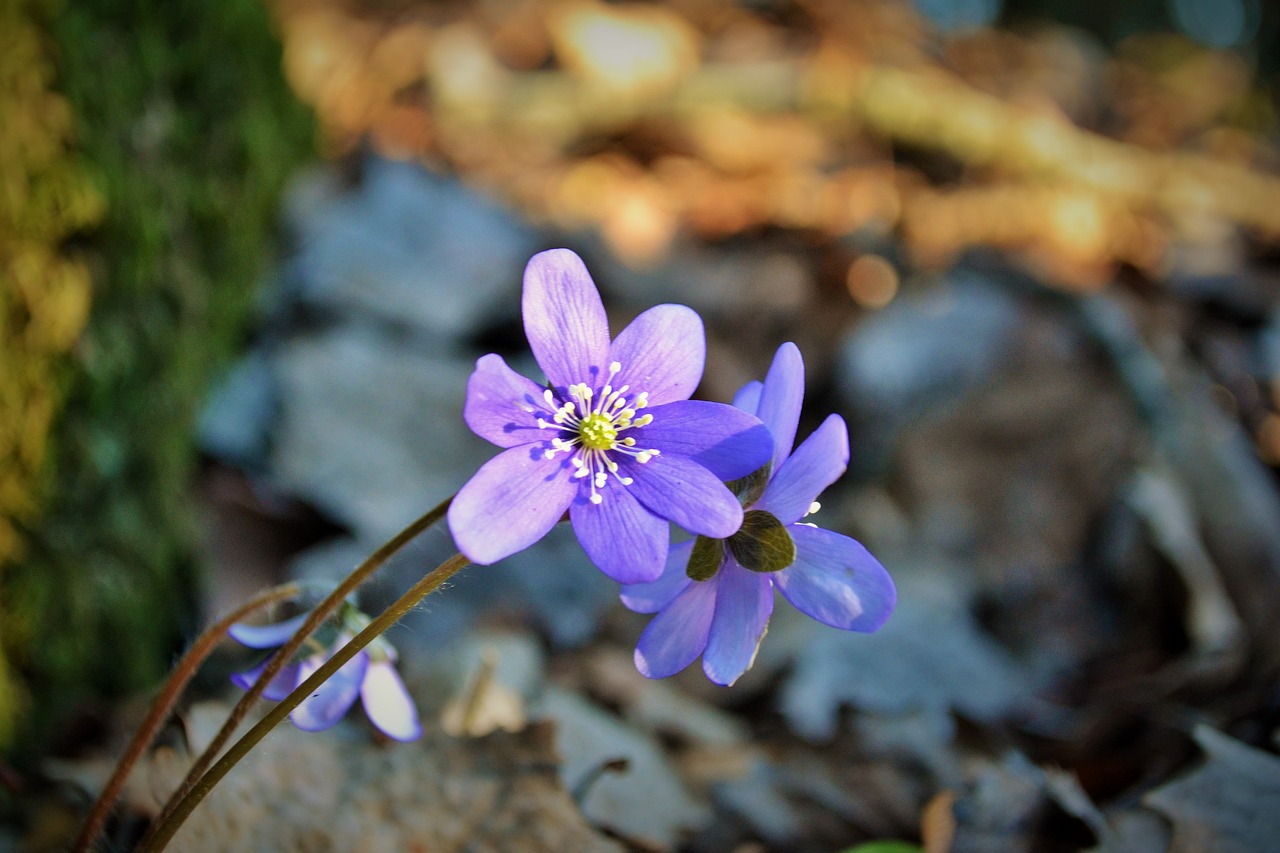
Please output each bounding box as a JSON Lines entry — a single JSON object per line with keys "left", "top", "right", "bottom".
{"left": 807, "top": 501, "right": 821, "bottom": 516}
{"left": 527, "top": 360, "right": 659, "bottom": 505}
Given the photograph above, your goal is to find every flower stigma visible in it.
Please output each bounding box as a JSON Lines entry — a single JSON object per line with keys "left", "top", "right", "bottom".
{"left": 532, "top": 361, "right": 660, "bottom": 504}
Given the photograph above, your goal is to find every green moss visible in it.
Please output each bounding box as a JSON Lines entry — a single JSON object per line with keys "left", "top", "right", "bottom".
{"left": 1, "top": 0, "right": 314, "bottom": 751}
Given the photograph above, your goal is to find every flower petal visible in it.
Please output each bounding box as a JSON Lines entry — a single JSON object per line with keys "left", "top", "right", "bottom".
{"left": 361, "top": 660, "right": 422, "bottom": 742}
{"left": 774, "top": 525, "right": 895, "bottom": 632}
{"left": 623, "top": 453, "right": 744, "bottom": 539}
{"left": 732, "top": 380, "right": 763, "bottom": 415}
{"left": 570, "top": 484, "right": 669, "bottom": 584}
{"left": 634, "top": 579, "right": 718, "bottom": 679}
{"left": 758, "top": 414, "right": 850, "bottom": 525}
{"left": 702, "top": 560, "right": 774, "bottom": 686}
{"left": 610, "top": 304, "right": 704, "bottom": 406}
{"left": 290, "top": 648, "right": 369, "bottom": 732}
{"left": 231, "top": 658, "right": 301, "bottom": 701}
{"left": 463, "top": 353, "right": 554, "bottom": 448}
{"left": 620, "top": 540, "right": 697, "bottom": 613}
{"left": 756, "top": 342, "right": 804, "bottom": 472}
{"left": 638, "top": 400, "right": 773, "bottom": 480}
{"left": 228, "top": 613, "right": 309, "bottom": 649}
{"left": 522, "top": 249, "right": 611, "bottom": 391}
{"left": 448, "top": 446, "right": 577, "bottom": 564}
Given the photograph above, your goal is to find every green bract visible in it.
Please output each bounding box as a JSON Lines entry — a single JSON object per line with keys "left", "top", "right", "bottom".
{"left": 728, "top": 510, "right": 797, "bottom": 574}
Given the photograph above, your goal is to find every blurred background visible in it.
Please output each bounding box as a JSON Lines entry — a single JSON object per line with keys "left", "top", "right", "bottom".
{"left": 3, "top": 0, "right": 1280, "bottom": 849}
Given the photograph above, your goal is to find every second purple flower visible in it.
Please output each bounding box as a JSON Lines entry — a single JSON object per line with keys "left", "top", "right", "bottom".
{"left": 448, "top": 249, "right": 772, "bottom": 584}
{"left": 621, "top": 342, "right": 896, "bottom": 686}
{"left": 229, "top": 605, "right": 422, "bottom": 742}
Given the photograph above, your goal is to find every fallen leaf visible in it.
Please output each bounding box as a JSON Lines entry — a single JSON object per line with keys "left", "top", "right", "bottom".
{"left": 1145, "top": 725, "right": 1280, "bottom": 853}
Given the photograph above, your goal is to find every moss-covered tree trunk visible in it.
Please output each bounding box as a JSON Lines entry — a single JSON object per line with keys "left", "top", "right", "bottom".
{"left": 0, "top": 0, "right": 314, "bottom": 752}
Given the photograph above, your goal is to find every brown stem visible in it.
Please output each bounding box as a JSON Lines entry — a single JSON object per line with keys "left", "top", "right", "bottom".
{"left": 71, "top": 582, "right": 301, "bottom": 853}
{"left": 143, "top": 495, "right": 452, "bottom": 840}
{"left": 138, "top": 552, "right": 472, "bottom": 852}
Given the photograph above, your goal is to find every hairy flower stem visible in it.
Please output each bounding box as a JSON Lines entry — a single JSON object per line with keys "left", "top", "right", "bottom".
{"left": 71, "top": 582, "right": 302, "bottom": 853}
{"left": 146, "top": 496, "right": 453, "bottom": 839}
{"left": 139, "top": 551, "right": 472, "bottom": 852}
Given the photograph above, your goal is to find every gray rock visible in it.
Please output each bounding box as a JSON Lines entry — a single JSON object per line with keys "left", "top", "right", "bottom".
{"left": 776, "top": 568, "right": 1031, "bottom": 741}
{"left": 837, "top": 270, "right": 1021, "bottom": 471}
{"left": 282, "top": 155, "right": 540, "bottom": 343}
{"left": 199, "top": 350, "right": 278, "bottom": 470}
{"left": 500, "top": 525, "right": 623, "bottom": 648}
{"left": 840, "top": 270, "right": 1020, "bottom": 412}
{"left": 269, "top": 325, "right": 487, "bottom": 539}
{"left": 534, "top": 687, "right": 710, "bottom": 848}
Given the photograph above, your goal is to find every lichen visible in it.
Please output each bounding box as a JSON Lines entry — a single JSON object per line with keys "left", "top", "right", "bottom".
{"left": 0, "top": 0, "right": 103, "bottom": 746}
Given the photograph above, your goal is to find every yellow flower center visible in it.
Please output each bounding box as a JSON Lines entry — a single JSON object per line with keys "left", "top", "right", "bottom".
{"left": 578, "top": 413, "right": 619, "bottom": 451}
{"left": 530, "top": 361, "right": 659, "bottom": 504}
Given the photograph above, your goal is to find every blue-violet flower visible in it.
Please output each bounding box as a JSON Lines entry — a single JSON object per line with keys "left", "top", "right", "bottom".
{"left": 448, "top": 248, "right": 772, "bottom": 583}
{"left": 229, "top": 605, "right": 422, "bottom": 742}
{"left": 621, "top": 342, "right": 896, "bottom": 685}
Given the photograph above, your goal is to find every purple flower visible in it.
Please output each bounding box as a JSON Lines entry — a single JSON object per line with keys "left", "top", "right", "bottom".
{"left": 621, "top": 342, "right": 896, "bottom": 686}
{"left": 447, "top": 249, "right": 772, "bottom": 583}
{"left": 229, "top": 607, "right": 422, "bottom": 742}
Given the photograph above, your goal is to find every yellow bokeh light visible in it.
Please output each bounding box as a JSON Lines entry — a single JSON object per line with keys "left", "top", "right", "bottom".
{"left": 846, "top": 254, "right": 900, "bottom": 309}
{"left": 550, "top": 2, "right": 699, "bottom": 97}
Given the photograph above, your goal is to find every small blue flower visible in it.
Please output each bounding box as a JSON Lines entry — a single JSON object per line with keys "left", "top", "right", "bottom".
{"left": 448, "top": 248, "right": 772, "bottom": 583}
{"left": 230, "top": 606, "right": 422, "bottom": 742}
{"left": 621, "top": 342, "right": 896, "bottom": 686}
